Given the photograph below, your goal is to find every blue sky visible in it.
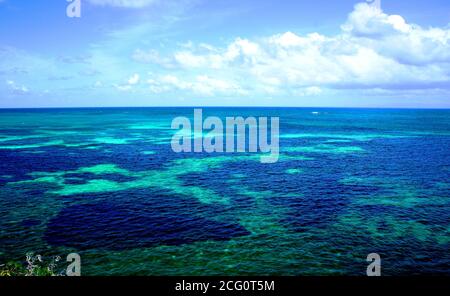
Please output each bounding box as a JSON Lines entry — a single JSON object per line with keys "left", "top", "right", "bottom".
{"left": 0, "top": 0, "right": 449, "bottom": 108}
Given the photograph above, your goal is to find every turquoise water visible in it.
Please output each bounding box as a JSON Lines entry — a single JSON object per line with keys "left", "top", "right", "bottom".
{"left": 0, "top": 108, "right": 449, "bottom": 275}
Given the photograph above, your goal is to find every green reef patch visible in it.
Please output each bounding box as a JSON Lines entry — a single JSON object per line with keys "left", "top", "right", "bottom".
{"left": 8, "top": 152, "right": 313, "bottom": 206}
{"left": 128, "top": 122, "right": 171, "bottom": 130}
{"left": 0, "top": 135, "right": 48, "bottom": 143}
{"left": 94, "top": 137, "right": 138, "bottom": 145}
{"left": 333, "top": 213, "right": 448, "bottom": 244}
{"left": 0, "top": 140, "right": 65, "bottom": 150}
{"left": 340, "top": 176, "right": 448, "bottom": 207}
{"left": 142, "top": 151, "right": 156, "bottom": 155}
{"left": 285, "top": 168, "right": 304, "bottom": 174}
{"left": 284, "top": 144, "right": 365, "bottom": 154}
{"left": 281, "top": 133, "right": 411, "bottom": 141}
{"left": 332, "top": 176, "right": 450, "bottom": 246}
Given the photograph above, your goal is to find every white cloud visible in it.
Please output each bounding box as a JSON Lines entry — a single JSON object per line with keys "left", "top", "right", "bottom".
{"left": 295, "top": 86, "right": 322, "bottom": 97}
{"left": 113, "top": 73, "right": 140, "bottom": 91}
{"left": 342, "top": 3, "right": 450, "bottom": 65}
{"left": 115, "top": 84, "right": 132, "bottom": 91}
{"left": 87, "top": 0, "right": 158, "bottom": 8}
{"left": 342, "top": 3, "right": 411, "bottom": 36}
{"left": 142, "top": 2, "right": 449, "bottom": 97}
{"left": 4, "top": 1, "right": 448, "bottom": 106}
{"left": 147, "top": 75, "right": 245, "bottom": 96}
{"left": 5, "top": 80, "right": 29, "bottom": 95}
{"left": 174, "top": 51, "right": 209, "bottom": 68}
{"left": 128, "top": 73, "right": 140, "bottom": 85}
{"left": 171, "top": 38, "right": 262, "bottom": 69}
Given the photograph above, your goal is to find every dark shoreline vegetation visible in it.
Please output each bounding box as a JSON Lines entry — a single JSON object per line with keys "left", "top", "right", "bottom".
{"left": 0, "top": 262, "right": 57, "bottom": 277}
{"left": 0, "top": 254, "right": 62, "bottom": 276}
{"left": 0, "top": 108, "right": 449, "bottom": 275}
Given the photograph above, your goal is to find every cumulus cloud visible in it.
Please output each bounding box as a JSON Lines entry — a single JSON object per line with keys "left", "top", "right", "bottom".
{"left": 114, "top": 73, "right": 140, "bottom": 91}
{"left": 4, "top": 1, "right": 447, "bottom": 106}
{"left": 341, "top": 2, "right": 410, "bottom": 36}
{"left": 342, "top": 3, "right": 450, "bottom": 65}
{"left": 135, "top": 2, "right": 450, "bottom": 97}
{"left": 128, "top": 73, "right": 140, "bottom": 85}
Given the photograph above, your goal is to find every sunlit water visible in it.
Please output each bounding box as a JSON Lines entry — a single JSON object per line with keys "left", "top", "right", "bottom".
{"left": 0, "top": 108, "right": 449, "bottom": 275}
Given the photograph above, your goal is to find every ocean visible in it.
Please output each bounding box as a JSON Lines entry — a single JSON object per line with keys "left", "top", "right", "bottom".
{"left": 0, "top": 107, "right": 449, "bottom": 275}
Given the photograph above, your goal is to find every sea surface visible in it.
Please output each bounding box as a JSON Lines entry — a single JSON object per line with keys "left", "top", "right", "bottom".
{"left": 0, "top": 107, "right": 449, "bottom": 275}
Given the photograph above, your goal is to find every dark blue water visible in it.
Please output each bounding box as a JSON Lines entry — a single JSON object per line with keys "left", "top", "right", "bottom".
{"left": 0, "top": 108, "right": 449, "bottom": 275}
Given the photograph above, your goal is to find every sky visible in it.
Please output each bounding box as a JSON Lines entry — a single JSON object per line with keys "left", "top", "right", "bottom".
{"left": 0, "top": 0, "right": 449, "bottom": 108}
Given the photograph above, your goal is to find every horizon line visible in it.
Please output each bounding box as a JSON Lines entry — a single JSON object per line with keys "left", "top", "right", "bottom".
{"left": 0, "top": 106, "right": 449, "bottom": 110}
